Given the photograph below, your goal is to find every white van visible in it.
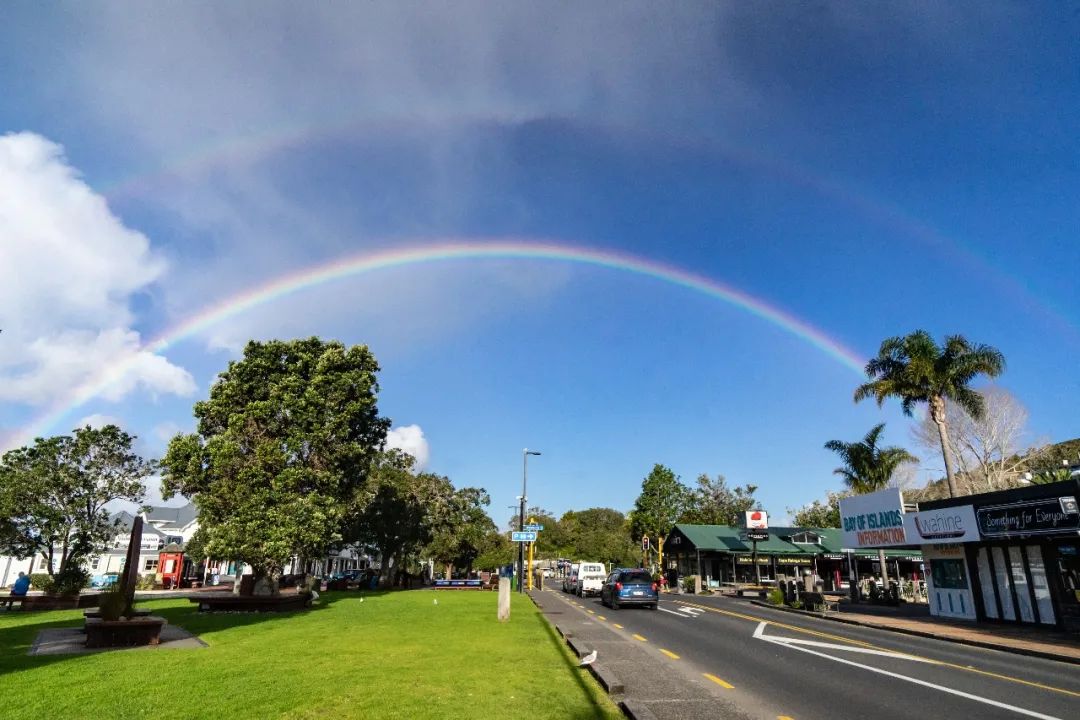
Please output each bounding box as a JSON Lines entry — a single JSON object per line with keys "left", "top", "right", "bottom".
{"left": 576, "top": 562, "right": 607, "bottom": 597}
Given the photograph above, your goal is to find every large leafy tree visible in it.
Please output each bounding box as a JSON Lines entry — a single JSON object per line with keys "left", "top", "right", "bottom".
{"left": 680, "top": 474, "right": 760, "bottom": 526}
{"left": 787, "top": 490, "right": 851, "bottom": 529}
{"left": 855, "top": 330, "right": 1004, "bottom": 498}
{"left": 161, "top": 338, "right": 389, "bottom": 591}
{"left": 426, "top": 487, "right": 495, "bottom": 577}
{"left": 0, "top": 425, "right": 152, "bottom": 575}
{"left": 628, "top": 464, "right": 690, "bottom": 543}
{"left": 560, "top": 508, "right": 636, "bottom": 566}
{"left": 350, "top": 451, "right": 455, "bottom": 586}
{"left": 824, "top": 423, "right": 918, "bottom": 494}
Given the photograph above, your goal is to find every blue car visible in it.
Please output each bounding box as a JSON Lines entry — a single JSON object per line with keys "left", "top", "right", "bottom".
{"left": 600, "top": 569, "right": 658, "bottom": 610}
{"left": 90, "top": 573, "right": 120, "bottom": 589}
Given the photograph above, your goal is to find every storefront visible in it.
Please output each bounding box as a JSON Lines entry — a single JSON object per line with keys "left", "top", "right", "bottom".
{"left": 664, "top": 523, "right": 922, "bottom": 590}
{"left": 918, "top": 478, "right": 1080, "bottom": 630}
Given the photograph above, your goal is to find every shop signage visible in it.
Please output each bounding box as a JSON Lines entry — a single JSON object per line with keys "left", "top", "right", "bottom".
{"left": 774, "top": 556, "right": 813, "bottom": 566}
{"left": 976, "top": 497, "right": 1080, "bottom": 537}
{"left": 742, "top": 529, "right": 769, "bottom": 542}
{"left": 735, "top": 554, "right": 770, "bottom": 565}
{"left": 904, "top": 505, "right": 980, "bottom": 544}
{"left": 839, "top": 488, "right": 909, "bottom": 548}
{"left": 744, "top": 510, "right": 768, "bottom": 530}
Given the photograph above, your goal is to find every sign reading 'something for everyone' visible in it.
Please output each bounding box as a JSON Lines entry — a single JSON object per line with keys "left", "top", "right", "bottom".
{"left": 839, "top": 488, "right": 908, "bottom": 548}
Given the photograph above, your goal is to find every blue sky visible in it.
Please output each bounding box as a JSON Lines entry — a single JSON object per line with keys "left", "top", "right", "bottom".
{"left": 0, "top": 3, "right": 1077, "bottom": 522}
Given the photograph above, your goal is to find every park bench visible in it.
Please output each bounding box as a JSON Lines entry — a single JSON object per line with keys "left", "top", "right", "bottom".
{"left": 2, "top": 595, "right": 28, "bottom": 610}
{"left": 189, "top": 593, "right": 312, "bottom": 612}
{"left": 803, "top": 592, "right": 839, "bottom": 614}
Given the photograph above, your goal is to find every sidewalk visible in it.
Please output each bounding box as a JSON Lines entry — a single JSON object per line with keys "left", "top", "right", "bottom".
{"left": 747, "top": 597, "right": 1080, "bottom": 664}
{"left": 529, "top": 589, "right": 755, "bottom": 720}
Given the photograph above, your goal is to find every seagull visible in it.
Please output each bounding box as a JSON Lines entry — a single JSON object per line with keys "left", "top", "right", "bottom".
{"left": 359, "top": 597, "right": 364, "bottom": 603}
{"left": 579, "top": 650, "right": 597, "bottom": 667}
{"left": 433, "top": 597, "right": 438, "bottom": 605}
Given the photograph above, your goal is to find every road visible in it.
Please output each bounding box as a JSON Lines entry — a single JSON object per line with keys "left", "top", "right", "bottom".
{"left": 544, "top": 588, "right": 1080, "bottom": 720}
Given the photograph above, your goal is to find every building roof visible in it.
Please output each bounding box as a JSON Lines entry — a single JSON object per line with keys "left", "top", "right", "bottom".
{"left": 670, "top": 524, "right": 920, "bottom": 559}
{"left": 144, "top": 502, "right": 198, "bottom": 529}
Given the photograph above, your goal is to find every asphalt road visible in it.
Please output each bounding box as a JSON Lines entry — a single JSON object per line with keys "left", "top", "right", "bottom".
{"left": 546, "top": 588, "right": 1080, "bottom": 720}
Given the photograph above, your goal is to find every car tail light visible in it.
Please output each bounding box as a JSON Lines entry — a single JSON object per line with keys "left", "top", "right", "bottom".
{"left": 651, "top": 582, "right": 657, "bottom": 591}
{"left": 615, "top": 582, "right": 622, "bottom": 591}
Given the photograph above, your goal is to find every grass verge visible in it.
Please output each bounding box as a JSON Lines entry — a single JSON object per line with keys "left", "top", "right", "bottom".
{"left": 0, "top": 590, "right": 622, "bottom": 720}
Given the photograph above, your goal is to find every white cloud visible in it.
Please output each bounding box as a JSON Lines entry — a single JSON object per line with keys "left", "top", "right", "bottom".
{"left": 385, "top": 424, "right": 431, "bottom": 471}
{"left": 0, "top": 132, "right": 196, "bottom": 407}
{"left": 152, "top": 421, "right": 185, "bottom": 445}
{"left": 75, "top": 413, "right": 122, "bottom": 430}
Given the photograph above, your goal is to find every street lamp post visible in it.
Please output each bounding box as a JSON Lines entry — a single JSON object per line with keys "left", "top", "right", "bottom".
{"left": 519, "top": 448, "right": 541, "bottom": 593}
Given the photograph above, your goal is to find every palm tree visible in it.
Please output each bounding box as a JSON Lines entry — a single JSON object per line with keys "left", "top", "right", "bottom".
{"left": 825, "top": 423, "right": 917, "bottom": 588}
{"left": 854, "top": 330, "right": 1005, "bottom": 498}
{"left": 824, "top": 423, "right": 919, "bottom": 493}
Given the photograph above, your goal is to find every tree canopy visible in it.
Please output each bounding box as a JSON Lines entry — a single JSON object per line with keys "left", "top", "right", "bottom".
{"left": 824, "top": 423, "right": 917, "bottom": 494}
{"left": 788, "top": 490, "right": 851, "bottom": 528}
{"left": 161, "top": 338, "right": 389, "bottom": 586}
{"left": 855, "top": 330, "right": 1004, "bottom": 497}
{"left": 0, "top": 425, "right": 152, "bottom": 575}
{"left": 628, "top": 464, "right": 690, "bottom": 542}
{"left": 680, "top": 473, "right": 760, "bottom": 526}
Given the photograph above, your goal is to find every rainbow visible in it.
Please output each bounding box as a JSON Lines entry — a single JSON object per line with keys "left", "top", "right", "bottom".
{"left": 15, "top": 239, "right": 866, "bottom": 444}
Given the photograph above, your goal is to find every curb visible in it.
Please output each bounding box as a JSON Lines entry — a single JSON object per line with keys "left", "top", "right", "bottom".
{"left": 529, "top": 591, "right": 630, "bottom": 709}
{"left": 619, "top": 699, "right": 659, "bottom": 720}
{"left": 748, "top": 600, "right": 1080, "bottom": 666}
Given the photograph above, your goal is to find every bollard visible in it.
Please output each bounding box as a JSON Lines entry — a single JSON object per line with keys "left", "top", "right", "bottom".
{"left": 498, "top": 576, "right": 511, "bottom": 622}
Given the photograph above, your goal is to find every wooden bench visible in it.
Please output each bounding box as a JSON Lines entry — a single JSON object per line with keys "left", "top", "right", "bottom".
{"left": 84, "top": 608, "right": 152, "bottom": 620}
{"left": 803, "top": 592, "right": 840, "bottom": 614}
{"left": 84, "top": 616, "right": 166, "bottom": 648}
{"left": 188, "top": 593, "right": 312, "bottom": 612}
{"left": 2, "top": 595, "right": 28, "bottom": 610}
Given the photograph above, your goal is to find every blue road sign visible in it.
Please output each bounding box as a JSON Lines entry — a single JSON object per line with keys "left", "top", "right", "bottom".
{"left": 512, "top": 531, "right": 538, "bottom": 542}
{"left": 524, "top": 524, "right": 544, "bottom": 531}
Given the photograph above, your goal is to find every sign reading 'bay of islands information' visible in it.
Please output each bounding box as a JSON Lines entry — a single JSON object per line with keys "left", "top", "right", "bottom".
{"left": 839, "top": 487, "right": 908, "bottom": 548}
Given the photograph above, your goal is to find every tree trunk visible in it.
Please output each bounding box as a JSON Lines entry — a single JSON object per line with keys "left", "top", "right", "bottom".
{"left": 931, "top": 396, "right": 960, "bottom": 498}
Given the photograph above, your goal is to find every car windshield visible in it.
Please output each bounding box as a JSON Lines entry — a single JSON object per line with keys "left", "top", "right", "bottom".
{"left": 620, "top": 571, "right": 653, "bottom": 584}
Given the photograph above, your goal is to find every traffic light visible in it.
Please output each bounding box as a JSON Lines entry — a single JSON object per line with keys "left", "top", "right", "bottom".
{"left": 642, "top": 535, "right": 650, "bottom": 552}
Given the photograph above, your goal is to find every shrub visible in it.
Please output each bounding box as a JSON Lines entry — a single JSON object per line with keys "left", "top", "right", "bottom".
{"left": 29, "top": 573, "right": 52, "bottom": 591}
{"left": 48, "top": 566, "right": 90, "bottom": 597}
{"left": 97, "top": 589, "right": 127, "bottom": 621}
{"left": 767, "top": 588, "right": 784, "bottom": 606}
{"left": 135, "top": 573, "right": 157, "bottom": 590}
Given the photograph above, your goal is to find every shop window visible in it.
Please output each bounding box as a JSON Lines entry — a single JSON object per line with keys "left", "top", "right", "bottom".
{"left": 1008, "top": 546, "right": 1035, "bottom": 623}
{"left": 975, "top": 549, "right": 998, "bottom": 619}
{"left": 144, "top": 558, "right": 159, "bottom": 571}
{"left": 991, "top": 547, "right": 1016, "bottom": 621}
{"left": 1058, "top": 545, "right": 1080, "bottom": 604}
{"left": 929, "top": 558, "right": 967, "bottom": 589}
{"left": 1025, "top": 546, "right": 1055, "bottom": 625}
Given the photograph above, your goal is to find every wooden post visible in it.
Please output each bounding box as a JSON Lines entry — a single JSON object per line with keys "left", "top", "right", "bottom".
{"left": 119, "top": 517, "right": 143, "bottom": 615}
{"left": 497, "top": 576, "right": 511, "bottom": 622}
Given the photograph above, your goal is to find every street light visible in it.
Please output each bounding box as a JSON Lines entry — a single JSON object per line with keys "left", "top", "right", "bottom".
{"left": 519, "top": 449, "right": 541, "bottom": 593}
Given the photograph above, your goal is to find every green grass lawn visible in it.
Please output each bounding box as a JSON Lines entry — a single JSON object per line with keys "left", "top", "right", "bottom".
{"left": 0, "top": 590, "right": 621, "bottom": 719}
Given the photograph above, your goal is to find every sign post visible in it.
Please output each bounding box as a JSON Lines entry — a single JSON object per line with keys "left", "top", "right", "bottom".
{"left": 526, "top": 517, "right": 537, "bottom": 591}
{"left": 839, "top": 488, "right": 908, "bottom": 590}
{"left": 744, "top": 511, "right": 769, "bottom": 585}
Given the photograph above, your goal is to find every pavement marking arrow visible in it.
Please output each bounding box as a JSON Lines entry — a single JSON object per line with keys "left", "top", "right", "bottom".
{"left": 753, "top": 622, "right": 1062, "bottom": 720}
{"left": 752, "top": 622, "right": 934, "bottom": 662}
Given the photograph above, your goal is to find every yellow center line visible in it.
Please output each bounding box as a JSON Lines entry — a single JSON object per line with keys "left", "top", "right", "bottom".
{"left": 597, "top": 615, "right": 606, "bottom": 621}
{"left": 587, "top": 610, "right": 595, "bottom": 614}
{"left": 613, "top": 623, "right": 624, "bottom": 629}
{"left": 632, "top": 633, "right": 648, "bottom": 642}
{"left": 703, "top": 673, "right": 734, "bottom": 689}
{"left": 660, "top": 648, "right": 680, "bottom": 660}
{"left": 674, "top": 600, "right": 1080, "bottom": 699}
{"left": 778, "top": 716, "right": 795, "bottom": 720}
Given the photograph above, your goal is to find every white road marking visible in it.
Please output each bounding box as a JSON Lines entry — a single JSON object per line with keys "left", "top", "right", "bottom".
{"left": 752, "top": 622, "right": 933, "bottom": 662}
{"left": 659, "top": 607, "right": 691, "bottom": 617}
{"left": 753, "top": 622, "right": 1062, "bottom": 720}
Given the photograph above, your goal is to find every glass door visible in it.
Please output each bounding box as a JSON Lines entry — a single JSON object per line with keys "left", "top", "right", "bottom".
{"left": 992, "top": 547, "right": 1016, "bottom": 621}
{"left": 1025, "top": 546, "right": 1055, "bottom": 625}
{"left": 1008, "top": 546, "right": 1035, "bottom": 623}
{"left": 976, "top": 548, "right": 998, "bottom": 619}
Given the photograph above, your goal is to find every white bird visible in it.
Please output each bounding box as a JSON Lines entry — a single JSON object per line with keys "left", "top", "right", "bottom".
{"left": 434, "top": 598, "right": 438, "bottom": 605}
{"left": 579, "top": 650, "right": 597, "bottom": 666}
{"left": 359, "top": 597, "right": 364, "bottom": 603}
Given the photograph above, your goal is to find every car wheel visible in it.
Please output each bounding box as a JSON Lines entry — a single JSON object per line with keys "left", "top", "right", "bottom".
{"left": 650, "top": 603, "right": 658, "bottom": 611}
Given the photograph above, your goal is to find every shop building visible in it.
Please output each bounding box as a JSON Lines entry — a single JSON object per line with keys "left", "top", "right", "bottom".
{"left": 916, "top": 478, "right": 1080, "bottom": 630}
{"left": 664, "top": 523, "right": 922, "bottom": 591}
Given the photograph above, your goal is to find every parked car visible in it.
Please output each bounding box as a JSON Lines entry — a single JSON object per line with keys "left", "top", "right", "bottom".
{"left": 542, "top": 568, "right": 555, "bottom": 578}
{"left": 600, "top": 569, "right": 659, "bottom": 610}
{"left": 576, "top": 562, "right": 607, "bottom": 597}
{"left": 562, "top": 563, "right": 580, "bottom": 593}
